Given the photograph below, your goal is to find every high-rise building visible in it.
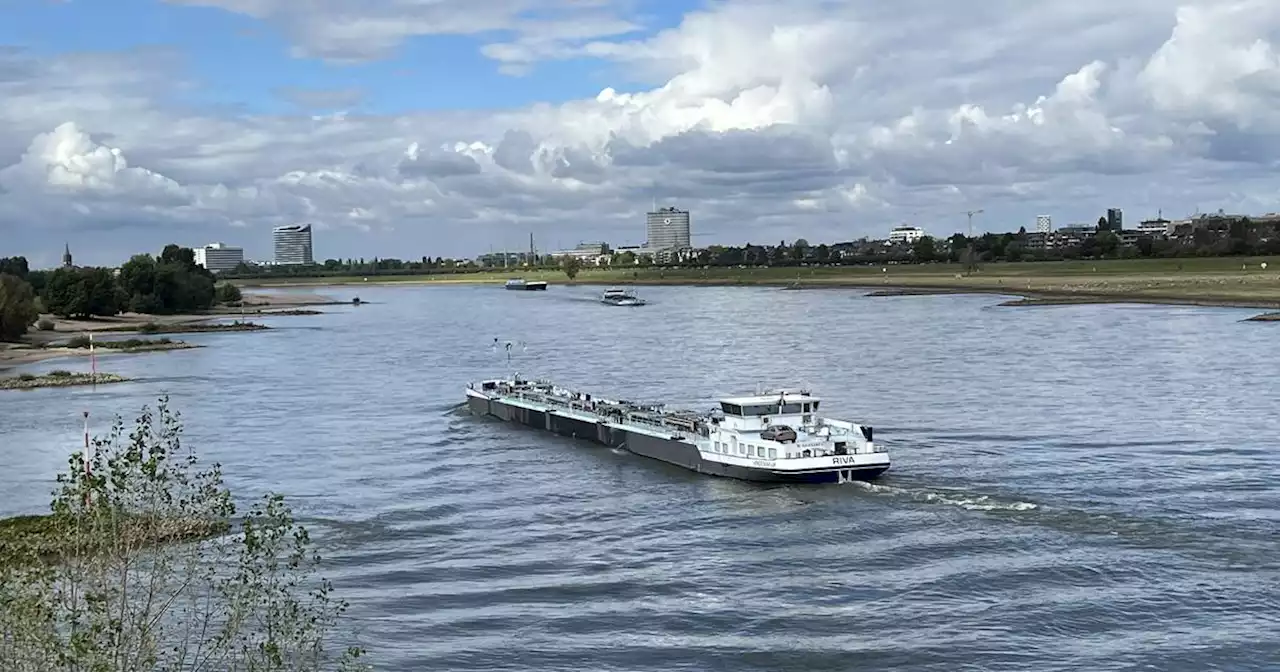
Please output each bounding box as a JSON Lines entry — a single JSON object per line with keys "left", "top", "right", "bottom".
{"left": 1036, "top": 215, "right": 1052, "bottom": 233}
{"left": 273, "top": 224, "right": 314, "bottom": 265}
{"left": 1106, "top": 208, "right": 1123, "bottom": 232}
{"left": 193, "top": 242, "right": 245, "bottom": 273}
{"left": 645, "top": 207, "right": 692, "bottom": 251}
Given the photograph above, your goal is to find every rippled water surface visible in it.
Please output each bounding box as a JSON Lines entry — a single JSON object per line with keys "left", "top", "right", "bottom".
{"left": 3, "top": 284, "right": 1278, "bottom": 671}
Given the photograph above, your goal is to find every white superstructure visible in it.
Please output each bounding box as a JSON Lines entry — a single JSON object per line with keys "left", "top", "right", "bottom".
{"left": 698, "top": 391, "right": 888, "bottom": 481}
{"left": 601, "top": 287, "right": 646, "bottom": 306}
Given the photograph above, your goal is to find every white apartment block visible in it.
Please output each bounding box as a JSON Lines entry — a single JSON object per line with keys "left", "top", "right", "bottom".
{"left": 193, "top": 242, "right": 245, "bottom": 273}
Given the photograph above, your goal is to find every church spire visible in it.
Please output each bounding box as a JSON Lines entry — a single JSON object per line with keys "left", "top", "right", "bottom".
{"left": 62, "top": 242, "right": 73, "bottom": 267}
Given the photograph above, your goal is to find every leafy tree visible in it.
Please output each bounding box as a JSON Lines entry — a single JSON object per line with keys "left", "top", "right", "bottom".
{"left": 561, "top": 256, "right": 582, "bottom": 280}
{"left": 789, "top": 239, "right": 809, "bottom": 261}
{"left": 0, "top": 273, "right": 39, "bottom": 341}
{"left": 1096, "top": 230, "right": 1120, "bottom": 257}
{"left": 118, "top": 248, "right": 216, "bottom": 314}
{"left": 0, "top": 256, "right": 29, "bottom": 279}
{"left": 41, "top": 267, "right": 122, "bottom": 319}
{"left": 0, "top": 397, "right": 369, "bottom": 671}
{"left": 215, "top": 282, "right": 242, "bottom": 304}
{"left": 912, "top": 236, "right": 937, "bottom": 262}
{"left": 159, "top": 243, "right": 197, "bottom": 268}
{"left": 24, "top": 270, "right": 48, "bottom": 296}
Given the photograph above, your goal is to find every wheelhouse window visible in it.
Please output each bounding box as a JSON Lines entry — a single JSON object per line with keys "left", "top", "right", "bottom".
{"left": 732, "top": 402, "right": 807, "bottom": 415}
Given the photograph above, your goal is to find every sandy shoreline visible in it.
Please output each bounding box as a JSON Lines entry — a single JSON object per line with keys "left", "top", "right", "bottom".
{"left": 0, "top": 291, "right": 341, "bottom": 373}
{"left": 241, "top": 272, "right": 1280, "bottom": 312}
{"left": 847, "top": 284, "right": 1280, "bottom": 310}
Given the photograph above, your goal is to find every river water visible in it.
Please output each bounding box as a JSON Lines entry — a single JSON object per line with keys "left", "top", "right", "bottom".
{"left": 2, "top": 284, "right": 1278, "bottom": 671}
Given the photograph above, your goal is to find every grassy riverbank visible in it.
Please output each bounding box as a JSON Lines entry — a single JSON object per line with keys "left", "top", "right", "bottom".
{"left": 63, "top": 336, "right": 199, "bottom": 351}
{"left": 0, "top": 513, "right": 228, "bottom": 568}
{"left": 0, "top": 288, "right": 317, "bottom": 372}
{"left": 0, "top": 370, "right": 128, "bottom": 390}
{"left": 91, "top": 320, "right": 270, "bottom": 335}
{"left": 234, "top": 257, "right": 1280, "bottom": 309}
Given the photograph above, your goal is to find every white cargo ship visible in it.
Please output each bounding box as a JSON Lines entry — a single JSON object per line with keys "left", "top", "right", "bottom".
{"left": 465, "top": 376, "right": 889, "bottom": 483}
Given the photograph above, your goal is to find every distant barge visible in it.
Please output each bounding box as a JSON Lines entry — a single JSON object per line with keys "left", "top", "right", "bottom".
{"left": 465, "top": 376, "right": 888, "bottom": 483}
{"left": 504, "top": 279, "right": 548, "bottom": 291}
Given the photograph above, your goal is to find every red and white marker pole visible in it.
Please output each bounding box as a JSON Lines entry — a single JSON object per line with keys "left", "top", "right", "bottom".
{"left": 83, "top": 411, "right": 92, "bottom": 505}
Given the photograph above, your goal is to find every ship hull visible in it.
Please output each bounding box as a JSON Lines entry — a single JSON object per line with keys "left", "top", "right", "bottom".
{"left": 467, "top": 393, "right": 886, "bottom": 484}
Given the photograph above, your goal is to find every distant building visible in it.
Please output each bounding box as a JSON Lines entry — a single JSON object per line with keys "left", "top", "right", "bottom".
{"left": 1106, "top": 208, "right": 1123, "bottom": 232}
{"left": 548, "top": 242, "right": 611, "bottom": 265}
{"left": 62, "top": 243, "right": 73, "bottom": 268}
{"left": 888, "top": 225, "right": 925, "bottom": 244}
{"left": 1036, "top": 215, "right": 1052, "bottom": 234}
{"left": 1138, "top": 211, "right": 1172, "bottom": 237}
{"left": 645, "top": 207, "right": 692, "bottom": 251}
{"left": 193, "top": 242, "right": 245, "bottom": 273}
{"left": 273, "top": 224, "right": 314, "bottom": 265}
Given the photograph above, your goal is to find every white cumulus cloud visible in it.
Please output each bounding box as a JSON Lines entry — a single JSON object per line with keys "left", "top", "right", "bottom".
{"left": 3, "top": 0, "right": 1280, "bottom": 266}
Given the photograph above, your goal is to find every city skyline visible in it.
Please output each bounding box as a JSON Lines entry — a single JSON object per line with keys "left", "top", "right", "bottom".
{"left": 3, "top": 2, "right": 1279, "bottom": 268}
{"left": 19, "top": 202, "right": 1280, "bottom": 271}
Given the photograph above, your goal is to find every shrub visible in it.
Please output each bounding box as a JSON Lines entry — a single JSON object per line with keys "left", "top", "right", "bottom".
{"left": 0, "top": 397, "right": 368, "bottom": 671}
{"left": 215, "top": 282, "right": 243, "bottom": 305}
{"left": 36, "top": 319, "right": 54, "bottom": 331}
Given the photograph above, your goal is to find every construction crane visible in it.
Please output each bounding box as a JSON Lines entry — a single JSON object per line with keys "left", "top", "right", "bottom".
{"left": 964, "top": 209, "right": 984, "bottom": 238}
{"left": 962, "top": 209, "right": 984, "bottom": 274}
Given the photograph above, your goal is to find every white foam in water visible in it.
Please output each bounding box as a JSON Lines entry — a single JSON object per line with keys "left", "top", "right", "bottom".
{"left": 849, "top": 481, "right": 1039, "bottom": 512}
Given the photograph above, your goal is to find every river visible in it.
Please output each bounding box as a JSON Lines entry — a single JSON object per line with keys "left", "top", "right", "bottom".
{"left": 2, "top": 284, "right": 1277, "bottom": 671}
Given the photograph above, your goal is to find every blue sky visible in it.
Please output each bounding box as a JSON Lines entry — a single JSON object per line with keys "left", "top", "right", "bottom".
{"left": 0, "top": 0, "right": 685, "bottom": 115}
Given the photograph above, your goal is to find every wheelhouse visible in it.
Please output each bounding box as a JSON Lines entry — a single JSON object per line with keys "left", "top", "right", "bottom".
{"left": 716, "top": 391, "right": 821, "bottom": 432}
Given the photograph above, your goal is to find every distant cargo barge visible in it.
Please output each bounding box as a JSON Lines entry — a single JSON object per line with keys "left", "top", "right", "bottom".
{"left": 504, "top": 279, "right": 548, "bottom": 291}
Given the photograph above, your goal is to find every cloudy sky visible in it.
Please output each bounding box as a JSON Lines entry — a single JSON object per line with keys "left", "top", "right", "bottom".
{"left": 2, "top": 0, "right": 1279, "bottom": 267}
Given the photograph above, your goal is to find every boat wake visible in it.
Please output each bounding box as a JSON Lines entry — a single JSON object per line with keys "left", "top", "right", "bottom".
{"left": 441, "top": 401, "right": 472, "bottom": 415}
{"left": 848, "top": 480, "right": 1040, "bottom": 513}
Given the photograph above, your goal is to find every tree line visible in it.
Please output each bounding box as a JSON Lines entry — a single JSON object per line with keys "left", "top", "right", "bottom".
{"left": 0, "top": 245, "right": 242, "bottom": 341}
{"left": 215, "top": 217, "right": 1280, "bottom": 281}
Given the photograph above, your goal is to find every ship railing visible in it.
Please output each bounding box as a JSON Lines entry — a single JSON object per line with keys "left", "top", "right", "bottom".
{"left": 623, "top": 413, "right": 691, "bottom": 437}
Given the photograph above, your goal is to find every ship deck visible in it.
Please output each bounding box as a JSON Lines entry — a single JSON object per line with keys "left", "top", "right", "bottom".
{"left": 473, "top": 379, "right": 708, "bottom": 438}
